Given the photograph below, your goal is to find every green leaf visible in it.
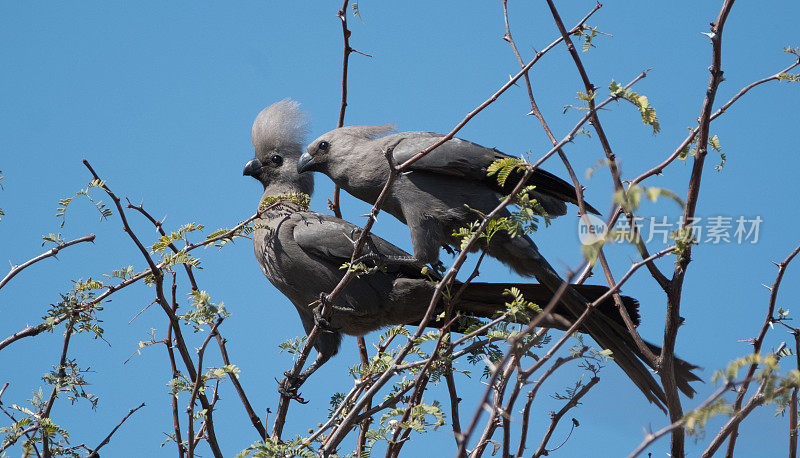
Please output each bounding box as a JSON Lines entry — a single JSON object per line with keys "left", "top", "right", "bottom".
{"left": 152, "top": 222, "right": 205, "bottom": 253}
{"left": 55, "top": 180, "right": 114, "bottom": 227}
{"left": 41, "top": 233, "right": 64, "bottom": 247}
{"left": 609, "top": 79, "right": 660, "bottom": 134}
{"left": 777, "top": 72, "right": 800, "bottom": 82}
{"left": 486, "top": 157, "right": 525, "bottom": 187}
{"left": 615, "top": 185, "right": 683, "bottom": 212}
{"left": 581, "top": 240, "right": 603, "bottom": 266}
{"left": 259, "top": 192, "right": 310, "bottom": 212}
{"left": 183, "top": 290, "right": 229, "bottom": 331}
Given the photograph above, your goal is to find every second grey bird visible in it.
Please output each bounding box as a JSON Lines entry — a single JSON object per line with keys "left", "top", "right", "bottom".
{"left": 243, "top": 100, "right": 654, "bottom": 399}
{"left": 297, "top": 125, "right": 699, "bottom": 407}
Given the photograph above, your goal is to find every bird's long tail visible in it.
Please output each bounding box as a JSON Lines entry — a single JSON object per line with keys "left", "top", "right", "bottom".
{"left": 483, "top": 235, "right": 700, "bottom": 411}
{"left": 455, "top": 283, "right": 640, "bottom": 330}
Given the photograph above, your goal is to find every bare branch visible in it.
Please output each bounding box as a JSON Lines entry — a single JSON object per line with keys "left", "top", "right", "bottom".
{"left": 533, "top": 376, "right": 599, "bottom": 458}
{"left": 87, "top": 402, "right": 146, "bottom": 457}
{"left": 186, "top": 318, "right": 224, "bottom": 457}
{"left": 128, "top": 199, "right": 267, "bottom": 440}
{"left": 82, "top": 160, "right": 224, "bottom": 458}
{"left": 628, "top": 380, "right": 735, "bottom": 458}
{"left": 724, "top": 242, "right": 800, "bottom": 455}
{"left": 515, "top": 352, "right": 585, "bottom": 457}
{"left": 0, "top": 234, "right": 95, "bottom": 291}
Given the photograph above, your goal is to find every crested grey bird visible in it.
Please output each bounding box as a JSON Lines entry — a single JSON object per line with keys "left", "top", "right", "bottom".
{"left": 244, "top": 100, "right": 641, "bottom": 369}
{"left": 296, "top": 124, "right": 699, "bottom": 407}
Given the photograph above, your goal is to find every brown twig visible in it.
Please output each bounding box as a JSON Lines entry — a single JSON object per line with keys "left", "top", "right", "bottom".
{"left": 81, "top": 160, "right": 224, "bottom": 458}
{"left": 166, "top": 273, "right": 186, "bottom": 458}
{"left": 355, "top": 336, "right": 371, "bottom": 457}
{"left": 186, "top": 317, "right": 223, "bottom": 458}
{"left": 128, "top": 199, "right": 267, "bottom": 440}
{"left": 0, "top": 426, "right": 38, "bottom": 454}
{"left": 623, "top": 58, "right": 800, "bottom": 192}
{"left": 445, "top": 371, "right": 465, "bottom": 455}
{"left": 41, "top": 314, "right": 77, "bottom": 458}
{"left": 515, "top": 352, "right": 585, "bottom": 457}
{"left": 723, "top": 243, "right": 800, "bottom": 455}
{"left": 217, "top": 335, "right": 267, "bottom": 439}
{"left": 0, "top": 383, "right": 42, "bottom": 457}
{"left": 87, "top": 402, "right": 146, "bottom": 457}
{"left": 385, "top": 251, "right": 489, "bottom": 457}
{"left": 532, "top": 376, "right": 599, "bottom": 458}
{"left": 1, "top": 197, "right": 259, "bottom": 354}
{"left": 0, "top": 234, "right": 95, "bottom": 291}
{"left": 307, "top": 379, "right": 367, "bottom": 443}
{"left": 627, "top": 379, "right": 741, "bottom": 458}
{"left": 270, "top": 301, "right": 332, "bottom": 439}
{"left": 703, "top": 344, "right": 789, "bottom": 457}
{"left": 655, "top": 2, "right": 738, "bottom": 454}
{"left": 396, "top": 2, "right": 602, "bottom": 171}
{"left": 0, "top": 270, "right": 149, "bottom": 352}
{"left": 330, "top": 0, "right": 354, "bottom": 219}
{"left": 470, "top": 357, "right": 517, "bottom": 457}
{"left": 458, "top": 245, "right": 674, "bottom": 455}
{"left": 791, "top": 330, "right": 800, "bottom": 458}
{"left": 504, "top": 0, "right": 660, "bottom": 362}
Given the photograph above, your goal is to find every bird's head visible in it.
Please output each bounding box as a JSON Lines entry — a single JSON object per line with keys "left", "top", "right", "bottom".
{"left": 298, "top": 125, "right": 395, "bottom": 176}
{"left": 243, "top": 99, "right": 314, "bottom": 196}
{"left": 297, "top": 133, "right": 333, "bottom": 175}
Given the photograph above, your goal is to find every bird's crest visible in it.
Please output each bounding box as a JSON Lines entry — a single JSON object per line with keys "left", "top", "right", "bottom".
{"left": 337, "top": 124, "right": 396, "bottom": 140}
{"left": 252, "top": 99, "right": 310, "bottom": 151}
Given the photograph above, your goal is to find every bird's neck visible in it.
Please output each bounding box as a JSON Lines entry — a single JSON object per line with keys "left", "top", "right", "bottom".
{"left": 256, "top": 183, "right": 309, "bottom": 227}
{"left": 328, "top": 148, "right": 391, "bottom": 205}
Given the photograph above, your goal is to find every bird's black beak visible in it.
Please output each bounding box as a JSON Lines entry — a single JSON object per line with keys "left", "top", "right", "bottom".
{"left": 296, "top": 152, "right": 317, "bottom": 174}
{"left": 243, "top": 158, "right": 263, "bottom": 178}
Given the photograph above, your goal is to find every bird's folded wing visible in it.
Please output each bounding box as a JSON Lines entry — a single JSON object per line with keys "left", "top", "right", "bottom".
{"left": 292, "top": 212, "right": 427, "bottom": 276}
{"left": 391, "top": 132, "right": 506, "bottom": 180}
{"left": 391, "top": 133, "right": 595, "bottom": 215}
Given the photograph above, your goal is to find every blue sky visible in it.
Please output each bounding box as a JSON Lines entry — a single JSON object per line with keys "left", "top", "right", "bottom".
{"left": 1, "top": 1, "right": 799, "bottom": 456}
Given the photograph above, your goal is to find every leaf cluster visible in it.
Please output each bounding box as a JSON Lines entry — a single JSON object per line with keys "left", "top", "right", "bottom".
{"left": 609, "top": 80, "right": 661, "bottom": 134}
{"left": 183, "top": 290, "right": 230, "bottom": 332}
{"left": 56, "top": 179, "right": 113, "bottom": 228}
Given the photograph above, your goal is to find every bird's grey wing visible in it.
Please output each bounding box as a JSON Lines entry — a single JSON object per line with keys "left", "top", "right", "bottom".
{"left": 390, "top": 132, "right": 597, "bottom": 215}
{"left": 391, "top": 132, "right": 501, "bottom": 180}
{"left": 292, "top": 212, "right": 427, "bottom": 278}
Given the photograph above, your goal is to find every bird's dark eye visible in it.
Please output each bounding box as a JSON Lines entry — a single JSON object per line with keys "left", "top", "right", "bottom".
{"left": 318, "top": 141, "right": 329, "bottom": 152}
{"left": 271, "top": 154, "right": 283, "bottom": 166}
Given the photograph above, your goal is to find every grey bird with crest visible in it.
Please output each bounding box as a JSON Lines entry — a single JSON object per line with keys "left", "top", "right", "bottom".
{"left": 243, "top": 101, "right": 648, "bottom": 385}
{"left": 296, "top": 122, "right": 699, "bottom": 408}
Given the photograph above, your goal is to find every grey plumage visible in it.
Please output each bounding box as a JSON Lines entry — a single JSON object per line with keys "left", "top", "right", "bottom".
{"left": 243, "top": 101, "right": 647, "bottom": 383}
{"left": 298, "top": 125, "right": 699, "bottom": 409}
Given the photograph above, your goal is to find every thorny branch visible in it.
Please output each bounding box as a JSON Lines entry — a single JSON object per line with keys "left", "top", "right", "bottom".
{"left": 82, "top": 160, "right": 224, "bottom": 458}
{"left": 720, "top": 243, "right": 800, "bottom": 455}
{"left": 187, "top": 318, "right": 224, "bottom": 457}
{"left": 0, "top": 199, "right": 260, "bottom": 353}
{"left": 459, "top": 246, "right": 674, "bottom": 455}
{"left": 533, "top": 376, "right": 599, "bottom": 458}
{"left": 87, "top": 402, "right": 146, "bottom": 457}
{"left": 662, "top": 1, "right": 736, "bottom": 454}
{"left": 628, "top": 379, "right": 740, "bottom": 458}
{"left": 128, "top": 200, "right": 268, "bottom": 440}
{"left": 704, "top": 343, "right": 790, "bottom": 457}
{"left": 515, "top": 352, "right": 586, "bottom": 457}
{"left": 0, "top": 234, "right": 96, "bottom": 291}
{"left": 503, "top": 0, "right": 659, "bottom": 366}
